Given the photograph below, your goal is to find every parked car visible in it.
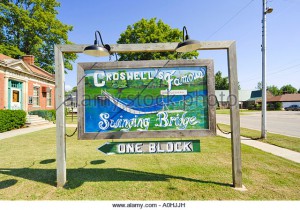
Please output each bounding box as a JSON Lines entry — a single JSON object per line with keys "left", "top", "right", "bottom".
{"left": 284, "top": 105, "right": 300, "bottom": 111}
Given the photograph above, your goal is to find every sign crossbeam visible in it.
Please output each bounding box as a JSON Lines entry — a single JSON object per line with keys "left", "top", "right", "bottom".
{"left": 56, "top": 41, "right": 234, "bottom": 53}
{"left": 55, "top": 41, "right": 241, "bottom": 189}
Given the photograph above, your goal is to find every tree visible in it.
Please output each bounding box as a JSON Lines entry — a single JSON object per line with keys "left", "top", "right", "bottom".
{"left": 0, "top": 44, "right": 25, "bottom": 58}
{"left": 117, "top": 18, "right": 199, "bottom": 61}
{"left": 65, "top": 86, "right": 76, "bottom": 96}
{"left": 256, "top": 82, "right": 262, "bottom": 90}
{"left": 267, "top": 85, "right": 280, "bottom": 96}
{"left": 215, "top": 71, "right": 229, "bottom": 90}
{"left": 142, "top": 73, "right": 152, "bottom": 87}
{"left": 280, "top": 84, "right": 297, "bottom": 94}
{"left": 85, "top": 76, "right": 94, "bottom": 87}
{"left": 215, "top": 71, "right": 240, "bottom": 90}
{"left": 0, "top": 0, "right": 77, "bottom": 73}
{"left": 298, "top": 88, "right": 300, "bottom": 94}
{"left": 112, "top": 71, "right": 127, "bottom": 93}
{"left": 71, "top": 86, "right": 77, "bottom": 93}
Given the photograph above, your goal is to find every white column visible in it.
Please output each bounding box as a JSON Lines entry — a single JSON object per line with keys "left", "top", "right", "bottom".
{"left": 4, "top": 76, "right": 8, "bottom": 109}
{"left": 23, "top": 80, "right": 28, "bottom": 112}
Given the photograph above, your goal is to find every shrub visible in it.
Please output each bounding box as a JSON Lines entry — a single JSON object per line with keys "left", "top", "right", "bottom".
{"left": 267, "top": 102, "right": 282, "bottom": 111}
{"left": 274, "top": 102, "right": 282, "bottom": 110}
{"left": 248, "top": 105, "right": 254, "bottom": 110}
{"left": 254, "top": 104, "right": 262, "bottom": 110}
{"left": 0, "top": 110, "right": 27, "bottom": 132}
{"left": 267, "top": 103, "right": 274, "bottom": 110}
{"left": 28, "top": 109, "right": 56, "bottom": 121}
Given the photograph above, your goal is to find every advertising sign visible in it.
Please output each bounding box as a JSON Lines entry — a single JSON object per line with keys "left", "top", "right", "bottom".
{"left": 77, "top": 60, "right": 215, "bottom": 139}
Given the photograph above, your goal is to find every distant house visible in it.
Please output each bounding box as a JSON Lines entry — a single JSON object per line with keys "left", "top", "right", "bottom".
{"left": 65, "top": 91, "right": 77, "bottom": 113}
{"left": 215, "top": 90, "right": 273, "bottom": 109}
{"left": 268, "top": 94, "right": 300, "bottom": 108}
{"left": 0, "top": 54, "right": 55, "bottom": 112}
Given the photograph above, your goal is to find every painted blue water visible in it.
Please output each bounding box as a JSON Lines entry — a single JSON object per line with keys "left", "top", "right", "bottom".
{"left": 84, "top": 90, "right": 208, "bottom": 133}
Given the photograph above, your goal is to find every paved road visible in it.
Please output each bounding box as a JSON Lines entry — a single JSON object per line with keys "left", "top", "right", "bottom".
{"left": 217, "top": 111, "right": 300, "bottom": 138}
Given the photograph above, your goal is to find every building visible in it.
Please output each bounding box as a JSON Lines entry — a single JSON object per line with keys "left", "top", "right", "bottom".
{"left": 215, "top": 90, "right": 273, "bottom": 109}
{"left": 215, "top": 90, "right": 251, "bottom": 109}
{"left": 268, "top": 94, "right": 300, "bottom": 108}
{"left": 65, "top": 91, "right": 78, "bottom": 113}
{"left": 0, "top": 54, "right": 55, "bottom": 112}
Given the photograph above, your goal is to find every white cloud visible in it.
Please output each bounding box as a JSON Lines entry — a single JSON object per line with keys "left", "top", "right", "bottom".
{"left": 65, "top": 84, "right": 72, "bottom": 91}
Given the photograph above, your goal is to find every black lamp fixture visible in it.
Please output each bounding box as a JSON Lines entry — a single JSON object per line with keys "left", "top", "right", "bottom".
{"left": 83, "top": 30, "right": 111, "bottom": 57}
{"left": 265, "top": 7, "right": 273, "bottom": 14}
{"left": 176, "top": 26, "right": 200, "bottom": 53}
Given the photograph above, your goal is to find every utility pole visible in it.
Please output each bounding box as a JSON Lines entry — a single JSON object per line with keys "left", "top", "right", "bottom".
{"left": 261, "top": 0, "right": 273, "bottom": 139}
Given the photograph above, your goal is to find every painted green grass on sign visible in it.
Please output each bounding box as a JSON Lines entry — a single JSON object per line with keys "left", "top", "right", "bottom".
{"left": 85, "top": 83, "right": 206, "bottom": 99}
{"left": 0, "top": 128, "right": 299, "bottom": 200}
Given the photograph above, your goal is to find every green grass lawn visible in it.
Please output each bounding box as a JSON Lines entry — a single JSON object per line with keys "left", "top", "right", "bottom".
{"left": 0, "top": 128, "right": 299, "bottom": 200}
{"left": 216, "top": 109, "right": 258, "bottom": 115}
{"left": 217, "top": 123, "right": 300, "bottom": 153}
{"left": 65, "top": 115, "right": 77, "bottom": 124}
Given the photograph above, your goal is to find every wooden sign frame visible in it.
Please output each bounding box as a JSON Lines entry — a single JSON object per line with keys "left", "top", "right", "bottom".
{"left": 77, "top": 59, "right": 216, "bottom": 140}
{"left": 55, "top": 41, "right": 242, "bottom": 189}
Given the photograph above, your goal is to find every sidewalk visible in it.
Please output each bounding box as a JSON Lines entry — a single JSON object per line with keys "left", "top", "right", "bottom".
{"left": 0, "top": 124, "right": 76, "bottom": 140}
{"left": 217, "top": 130, "right": 300, "bottom": 164}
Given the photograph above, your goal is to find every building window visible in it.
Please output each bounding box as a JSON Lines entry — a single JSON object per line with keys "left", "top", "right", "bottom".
{"left": 33, "top": 86, "right": 40, "bottom": 106}
{"left": 11, "top": 81, "right": 20, "bottom": 88}
{"left": 47, "top": 89, "right": 52, "bottom": 106}
{"left": 28, "top": 96, "right": 33, "bottom": 105}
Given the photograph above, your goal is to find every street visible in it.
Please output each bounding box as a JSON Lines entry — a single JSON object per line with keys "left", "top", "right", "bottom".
{"left": 216, "top": 111, "right": 300, "bottom": 138}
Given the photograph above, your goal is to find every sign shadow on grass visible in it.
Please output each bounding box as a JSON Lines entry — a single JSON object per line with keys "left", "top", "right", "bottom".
{"left": 0, "top": 179, "right": 18, "bottom": 189}
{"left": 40, "top": 159, "right": 56, "bottom": 164}
{"left": 0, "top": 167, "right": 232, "bottom": 189}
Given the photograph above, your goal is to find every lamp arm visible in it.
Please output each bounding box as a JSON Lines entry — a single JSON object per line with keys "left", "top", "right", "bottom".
{"left": 95, "top": 30, "right": 105, "bottom": 46}
{"left": 182, "top": 26, "right": 187, "bottom": 41}
{"left": 182, "top": 26, "right": 189, "bottom": 41}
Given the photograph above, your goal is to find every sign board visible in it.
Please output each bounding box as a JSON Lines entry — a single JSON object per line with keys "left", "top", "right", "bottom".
{"left": 56, "top": 41, "right": 241, "bottom": 188}
{"left": 77, "top": 60, "right": 215, "bottom": 140}
{"left": 98, "top": 140, "right": 200, "bottom": 155}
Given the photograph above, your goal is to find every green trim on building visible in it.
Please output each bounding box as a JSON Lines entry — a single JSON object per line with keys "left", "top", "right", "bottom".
{"left": 8, "top": 80, "right": 23, "bottom": 110}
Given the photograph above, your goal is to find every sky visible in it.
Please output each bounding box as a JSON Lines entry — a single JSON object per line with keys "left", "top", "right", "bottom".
{"left": 56, "top": 0, "right": 300, "bottom": 91}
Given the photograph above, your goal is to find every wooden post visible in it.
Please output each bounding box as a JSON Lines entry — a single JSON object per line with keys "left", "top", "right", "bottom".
{"left": 54, "top": 45, "right": 66, "bottom": 187}
{"left": 227, "top": 42, "right": 242, "bottom": 188}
